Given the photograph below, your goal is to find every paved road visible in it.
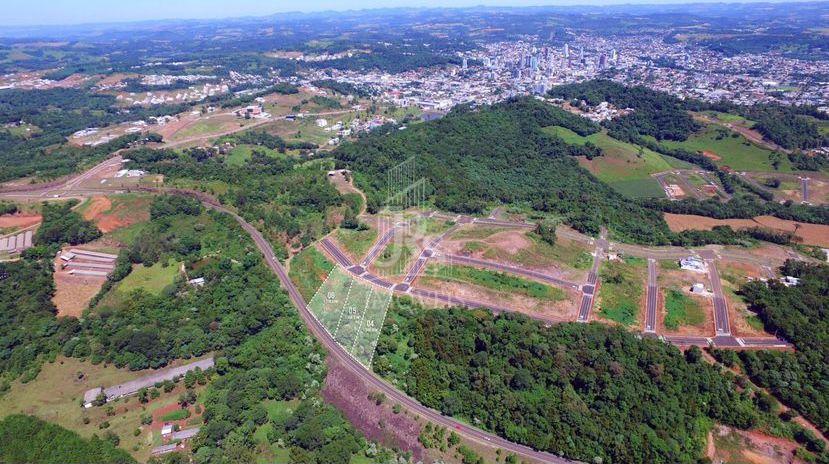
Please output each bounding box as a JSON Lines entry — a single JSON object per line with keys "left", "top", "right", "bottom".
{"left": 577, "top": 230, "right": 606, "bottom": 323}
{"left": 361, "top": 226, "right": 398, "bottom": 266}
{"left": 644, "top": 259, "right": 658, "bottom": 333}
{"left": 700, "top": 250, "right": 731, "bottom": 336}
{"left": 0, "top": 155, "right": 125, "bottom": 198}
{"left": 219, "top": 213, "right": 575, "bottom": 464}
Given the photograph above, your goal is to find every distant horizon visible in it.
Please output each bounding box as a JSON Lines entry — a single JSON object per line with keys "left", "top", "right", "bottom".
{"left": 0, "top": 0, "right": 822, "bottom": 28}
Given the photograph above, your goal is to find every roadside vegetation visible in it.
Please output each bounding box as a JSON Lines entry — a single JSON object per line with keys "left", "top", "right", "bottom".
{"left": 713, "top": 261, "right": 829, "bottom": 440}
{"left": 375, "top": 300, "right": 770, "bottom": 464}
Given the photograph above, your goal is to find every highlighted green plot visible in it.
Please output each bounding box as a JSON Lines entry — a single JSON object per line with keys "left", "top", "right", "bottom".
{"left": 308, "top": 267, "right": 392, "bottom": 367}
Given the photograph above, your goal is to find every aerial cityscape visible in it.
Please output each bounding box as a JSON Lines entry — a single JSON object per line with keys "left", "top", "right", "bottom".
{"left": 0, "top": 2, "right": 828, "bottom": 464}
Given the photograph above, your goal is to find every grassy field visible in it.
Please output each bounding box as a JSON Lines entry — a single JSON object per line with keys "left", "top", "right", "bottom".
{"left": 175, "top": 119, "right": 225, "bottom": 139}
{"left": 0, "top": 356, "right": 205, "bottom": 462}
{"left": 289, "top": 246, "right": 335, "bottom": 301}
{"left": 544, "top": 126, "right": 670, "bottom": 198}
{"left": 374, "top": 243, "right": 414, "bottom": 277}
{"left": 661, "top": 124, "right": 791, "bottom": 172}
{"left": 597, "top": 257, "right": 646, "bottom": 326}
{"left": 225, "top": 144, "right": 284, "bottom": 166}
{"left": 664, "top": 288, "right": 706, "bottom": 330}
{"left": 425, "top": 263, "right": 567, "bottom": 301}
{"left": 335, "top": 227, "right": 378, "bottom": 261}
{"left": 117, "top": 259, "right": 180, "bottom": 296}
{"left": 702, "top": 111, "right": 756, "bottom": 128}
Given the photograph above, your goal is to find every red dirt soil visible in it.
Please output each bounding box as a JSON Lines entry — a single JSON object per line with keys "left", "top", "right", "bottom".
{"left": 82, "top": 196, "right": 148, "bottom": 233}
{"left": 664, "top": 213, "right": 829, "bottom": 247}
{"left": 321, "top": 357, "right": 426, "bottom": 462}
{"left": 0, "top": 214, "right": 41, "bottom": 229}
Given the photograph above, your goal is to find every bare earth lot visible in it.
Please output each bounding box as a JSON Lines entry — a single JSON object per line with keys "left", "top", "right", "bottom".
{"left": 665, "top": 213, "right": 829, "bottom": 247}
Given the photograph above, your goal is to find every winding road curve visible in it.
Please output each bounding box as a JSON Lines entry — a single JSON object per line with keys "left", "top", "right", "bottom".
{"left": 0, "top": 176, "right": 575, "bottom": 464}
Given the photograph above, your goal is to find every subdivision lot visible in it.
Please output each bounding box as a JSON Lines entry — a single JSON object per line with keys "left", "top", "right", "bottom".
{"left": 414, "top": 271, "right": 577, "bottom": 322}
{"left": 439, "top": 224, "right": 591, "bottom": 283}
{"left": 718, "top": 259, "right": 772, "bottom": 337}
{"left": 656, "top": 260, "right": 714, "bottom": 335}
{"left": 595, "top": 256, "right": 647, "bottom": 328}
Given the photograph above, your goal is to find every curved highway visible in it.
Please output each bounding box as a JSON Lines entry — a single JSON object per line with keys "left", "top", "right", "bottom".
{"left": 0, "top": 176, "right": 576, "bottom": 464}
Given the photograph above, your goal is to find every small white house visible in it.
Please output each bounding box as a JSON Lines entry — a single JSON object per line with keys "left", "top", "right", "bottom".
{"left": 188, "top": 277, "right": 205, "bottom": 287}
{"left": 691, "top": 283, "right": 706, "bottom": 295}
{"left": 316, "top": 118, "right": 328, "bottom": 127}
{"left": 161, "top": 424, "right": 173, "bottom": 436}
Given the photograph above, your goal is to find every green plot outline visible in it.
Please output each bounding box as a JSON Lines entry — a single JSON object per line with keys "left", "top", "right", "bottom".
{"left": 307, "top": 267, "right": 393, "bottom": 367}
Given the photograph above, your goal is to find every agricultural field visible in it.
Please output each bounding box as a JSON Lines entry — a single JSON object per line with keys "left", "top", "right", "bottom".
{"left": 545, "top": 126, "right": 671, "bottom": 198}
{"left": 596, "top": 257, "right": 646, "bottom": 327}
{"left": 699, "top": 111, "right": 756, "bottom": 128}
{"left": 0, "top": 356, "right": 209, "bottom": 463}
{"left": 660, "top": 123, "right": 791, "bottom": 172}
{"left": 78, "top": 194, "right": 153, "bottom": 234}
{"left": 223, "top": 143, "right": 286, "bottom": 166}
{"left": 664, "top": 213, "right": 829, "bottom": 247}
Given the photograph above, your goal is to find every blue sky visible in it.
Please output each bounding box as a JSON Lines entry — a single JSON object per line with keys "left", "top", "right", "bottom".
{"left": 0, "top": 0, "right": 805, "bottom": 26}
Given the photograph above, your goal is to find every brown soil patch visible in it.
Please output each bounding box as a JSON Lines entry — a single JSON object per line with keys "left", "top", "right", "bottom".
{"left": 82, "top": 196, "right": 150, "bottom": 233}
{"left": 414, "top": 276, "right": 576, "bottom": 323}
{"left": 665, "top": 213, "right": 829, "bottom": 247}
{"left": 82, "top": 196, "right": 112, "bottom": 222}
{"left": 321, "top": 357, "right": 425, "bottom": 462}
{"left": 0, "top": 213, "right": 41, "bottom": 229}
{"left": 719, "top": 261, "right": 773, "bottom": 337}
{"left": 52, "top": 271, "right": 106, "bottom": 318}
{"left": 713, "top": 425, "right": 801, "bottom": 464}
{"left": 702, "top": 150, "right": 722, "bottom": 161}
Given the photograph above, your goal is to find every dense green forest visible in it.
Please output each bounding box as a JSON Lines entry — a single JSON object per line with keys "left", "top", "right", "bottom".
{"left": 547, "top": 80, "right": 700, "bottom": 141}
{"left": 0, "top": 258, "right": 73, "bottom": 383}
{"left": 126, "top": 146, "right": 344, "bottom": 258}
{"left": 375, "top": 301, "right": 763, "bottom": 464}
{"left": 714, "top": 261, "right": 829, "bottom": 438}
{"left": 334, "top": 97, "right": 673, "bottom": 244}
{"left": 0, "top": 414, "right": 136, "bottom": 464}
{"left": 744, "top": 106, "right": 828, "bottom": 150}
{"left": 35, "top": 200, "right": 102, "bottom": 246}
